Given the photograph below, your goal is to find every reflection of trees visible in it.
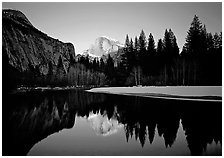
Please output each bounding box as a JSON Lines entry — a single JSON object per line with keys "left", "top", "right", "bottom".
{"left": 3, "top": 90, "right": 222, "bottom": 156}
{"left": 108, "top": 96, "right": 221, "bottom": 155}
{"left": 181, "top": 101, "right": 222, "bottom": 155}
{"left": 67, "top": 90, "right": 106, "bottom": 117}
{"left": 116, "top": 97, "right": 181, "bottom": 148}
{"left": 157, "top": 105, "right": 180, "bottom": 148}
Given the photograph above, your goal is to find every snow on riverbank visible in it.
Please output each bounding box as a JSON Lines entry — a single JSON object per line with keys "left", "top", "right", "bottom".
{"left": 87, "top": 86, "right": 222, "bottom": 97}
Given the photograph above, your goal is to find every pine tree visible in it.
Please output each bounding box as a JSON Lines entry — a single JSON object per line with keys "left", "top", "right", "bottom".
{"left": 200, "top": 25, "right": 208, "bottom": 55}
{"left": 167, "top": 29, "right": 179, "bottom": 57}
{"left": 146, "top": 33, "right": 156, "bottom": 75}
{"left": 147, "top": 33, "right": 156, "bottom": 54}
{"left": 105, "top": 54, "right": 115, "bottom": 84}
{"left": 157, "top": 39, "right": 163, "bottom": 55}
{"left": 121, "top": 34, "right": 131, "bottom": 71}
{"left": 79, "top": 56, "right": 86, "bottom": 65}
{"left": 156, "top": 38, "right": 164, "bottom": 77}
{"left": 100, "top": 58, "right": 105, "bottom": 72}
{"left": 163, "top": 29, "right": 172, "bottom": 57}
{"left": 93, "top": 58, "right": 97, "bottom": 70}
{"left": 162, "top": 29, "right": 173, "bottom": 84}
{"left": 85, "top": 55, "right": 90, "bottom": 68}
{"left": 134, "top": 36, "right": 139, "bottom": 52}
{"left": 169, "top": 30, "right": 180, "bottom": 85}
{"left": 184, "top": 15, "right": 203, "bottom": 57}
{"left": 183, "top": 15, "right": 204, "bottom": 85}
{"left": 134, "top": 36, "right": 139, "bottom": 65}
{"left": 125, "top": 34, "right": 130, "bottom": 48}
{"left": 161, "top": 29, "right": 180, "bottom": 85}
{"left": 139, "top": 29, "right": 147, "bottom": 53}
{"left": 138, "top": 30, "right": 147, "bottom": 73}
{"left": 130, "top": 38, "right": 134, "bottom": 52}
{"left": 172, "top": 36, "right": 179, "bottom": 57}
{"left": 107, "top": 54, "right": 114, "bottom": 70}
{"left": 127, "top": 38, "right": 135, "bottom": 71}
{"left": 205, "top": 33, "right": 214, "bottom": 55}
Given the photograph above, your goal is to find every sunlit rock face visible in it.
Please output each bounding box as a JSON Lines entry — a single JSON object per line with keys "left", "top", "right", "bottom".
{"left": 2, "top": 9, "right": 75, "bottom": 75}
{"left": 87, "top": 107, "right": 123, "bottom": 136}
{"left": 84, "top": 36, "right": 124, "bottom": 57}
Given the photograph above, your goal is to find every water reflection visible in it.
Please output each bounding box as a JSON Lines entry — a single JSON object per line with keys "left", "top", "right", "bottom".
{"left": 3, "top": 89, "right": 222, "bottom": 156}
{"left": 87, "top": 107, "right": 123, "bottom": 136}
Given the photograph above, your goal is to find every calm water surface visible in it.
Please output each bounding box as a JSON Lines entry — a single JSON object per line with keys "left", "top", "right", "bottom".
{"left": 3, "top": 89, "right": 222, "bottom": 156}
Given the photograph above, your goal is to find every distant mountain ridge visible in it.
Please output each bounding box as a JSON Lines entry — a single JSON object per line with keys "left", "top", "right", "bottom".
{"left": 80, "top": 36, "right": 125, "bottom": 66}
{"left": 83, "top": 36, "right": 124, "bottom": 57}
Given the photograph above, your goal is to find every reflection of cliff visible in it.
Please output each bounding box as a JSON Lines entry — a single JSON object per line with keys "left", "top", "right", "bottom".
{"left": 3, "top": 90, "right": 222, "bottom": 156}
{"left": 3, "top": 90, "right": 107, "bottom": 155}
{"left": 3, "top": 91, "right": 76, "bottom": 155}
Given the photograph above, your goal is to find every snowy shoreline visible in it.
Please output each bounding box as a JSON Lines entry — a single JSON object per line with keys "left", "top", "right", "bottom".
{"left": 87, "top": 86, "right": 222, "bottom": 102}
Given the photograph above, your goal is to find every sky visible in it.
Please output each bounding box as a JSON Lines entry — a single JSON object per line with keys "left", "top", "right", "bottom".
{"left": 2, "top": 2, "right": 222, "bottom": 54}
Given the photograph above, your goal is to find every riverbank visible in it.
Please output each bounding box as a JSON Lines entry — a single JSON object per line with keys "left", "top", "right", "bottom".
{"left": 87, "top": 86, "right": 222, "bottom": 102}
{"left": 11, "top": 86, "right": 95, "bottom": 94}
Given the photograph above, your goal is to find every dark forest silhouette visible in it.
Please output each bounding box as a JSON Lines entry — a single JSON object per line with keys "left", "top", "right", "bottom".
{"left": 3, "top": 90, "right": 221, "bottom": 156}
{"left": 67, "top": 15, "right": 221, "bottom": 86}
{"left": 104, "top": 15, "right": 222, "bottom": 86}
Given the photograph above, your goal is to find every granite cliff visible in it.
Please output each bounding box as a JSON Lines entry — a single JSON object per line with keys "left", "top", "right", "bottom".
{"left": 83, "top": 36, "right": 124, "bottom": 57}
{"left": 2, "top": 9, "right": 75, "bottom": 88}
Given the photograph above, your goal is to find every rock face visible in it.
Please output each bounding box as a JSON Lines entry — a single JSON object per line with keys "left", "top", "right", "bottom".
{"left": 2, "top": 9, "right": 75, "bottom": 76}
{"left": 80, "top": 36, "right": 125, "bottom": 67}
{"left": 83, "top": 36, "right": 124, "bottom": 57}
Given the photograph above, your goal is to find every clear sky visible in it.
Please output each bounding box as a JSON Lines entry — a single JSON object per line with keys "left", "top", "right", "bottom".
{"left": 2, "top": 2, "right": 222, "bottom": 54}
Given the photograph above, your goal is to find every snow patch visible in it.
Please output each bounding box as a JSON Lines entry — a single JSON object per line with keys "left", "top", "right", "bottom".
{"left": 87, "top": 86, "right": 222, "bottom": 102}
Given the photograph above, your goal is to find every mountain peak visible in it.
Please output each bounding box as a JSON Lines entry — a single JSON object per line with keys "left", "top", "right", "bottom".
{"left": 84, "top": 36, "right": 124, "bottom": 57}
{"left": 3, "top": 9, "right": 33, "bottom": 27}
{"left": 100, "top": 36, "right": 119, "bottom": 42}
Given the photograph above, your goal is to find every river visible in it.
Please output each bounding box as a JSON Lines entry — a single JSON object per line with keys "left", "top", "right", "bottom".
{"left": 3, "top": 89, "right": 222, "bottom": 156}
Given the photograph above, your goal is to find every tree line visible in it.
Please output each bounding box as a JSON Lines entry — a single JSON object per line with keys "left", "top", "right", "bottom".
{"left": 26, "top": 55, "right": 107, "bottom": 87}
{"left": 6, "top": 15, "right": 221, "bottom": 89}
{"left": 103, "top": 15, "right": 222, "bottom": 86}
